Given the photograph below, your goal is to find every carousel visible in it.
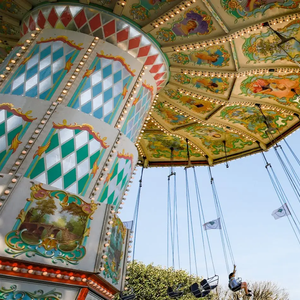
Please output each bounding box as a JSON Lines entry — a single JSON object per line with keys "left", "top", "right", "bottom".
{"left": 0, "top": 0, "right": 300, "bottom": 299}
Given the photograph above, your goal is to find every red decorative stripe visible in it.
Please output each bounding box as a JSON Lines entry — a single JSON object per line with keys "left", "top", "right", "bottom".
{"left": 142, "top": 82, "right": 154, "bottom": 98}
{"left": 37, "top": 36, "right": 84, "bottom": 50}
{"left": 117, "top": 150, "right": 134, "bottom": 172}
{"left": 53, "top": 121, "right": 109, "bottom": 149}
{"left": 0, "top": 103, "right": 37, "bottom": 122}
{"left": 97, "top": 52, "right": 135, "bottom": 77}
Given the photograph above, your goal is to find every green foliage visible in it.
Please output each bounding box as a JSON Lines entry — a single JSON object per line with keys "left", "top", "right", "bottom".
{"left": 115, "top": 261, "right": 214, "bottom": 300}
{"left": 115, "top": 262, "right": 289, "bottom": 300}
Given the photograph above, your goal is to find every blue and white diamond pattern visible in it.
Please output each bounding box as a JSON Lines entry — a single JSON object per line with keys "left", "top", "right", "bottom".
{"left": 68, "top": 57, "right": 133, "bottom": 124}
{"left": 1, "top": 41, "right": 77, "bottom": 100}
{"left": 0, "top": 109, "right": 26, "bottom": 170}
{"left": 122, "top": 86, "right": 152, "bottom": 142}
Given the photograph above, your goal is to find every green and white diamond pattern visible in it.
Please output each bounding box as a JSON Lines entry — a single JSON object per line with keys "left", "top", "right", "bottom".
{"left": 98, "top": 156, "right": 132, "bottom": 208}
{"left": 0, "top": 109, "right": 28, "bottom": 171}
{"left": 25, "top": 127, "right": 105, "bottom": 195}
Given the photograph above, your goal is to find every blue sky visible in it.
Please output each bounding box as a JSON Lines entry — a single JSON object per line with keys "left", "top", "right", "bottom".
{"left": 120, "top": 132, "right": 300, "bottom": 299}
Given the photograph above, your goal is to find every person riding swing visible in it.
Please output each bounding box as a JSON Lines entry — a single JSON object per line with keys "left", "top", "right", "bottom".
{"left": 228, "top": 265, "right": 252, "bottom": 297}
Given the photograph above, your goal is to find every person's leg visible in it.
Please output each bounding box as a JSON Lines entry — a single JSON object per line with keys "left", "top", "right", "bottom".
{"left": 241, "top": 282, "right": 249, "bottom": 294}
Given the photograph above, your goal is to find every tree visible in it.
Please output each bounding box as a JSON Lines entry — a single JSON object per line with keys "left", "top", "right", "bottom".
{"left": 33, "top": 197, "right": 57, "bottom": 222}
{"left": 115, "top": 262, "right": 289, "bottom": 300}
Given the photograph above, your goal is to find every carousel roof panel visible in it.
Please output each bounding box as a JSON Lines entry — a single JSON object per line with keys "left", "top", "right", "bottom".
{"left": 1, "top": 0, "right": 300, "bottom": 166}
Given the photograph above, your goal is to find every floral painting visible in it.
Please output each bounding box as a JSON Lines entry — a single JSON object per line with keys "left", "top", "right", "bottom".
{"left": 130, "top": 0, "right": 177, "bottom": 21}
{"left": 164, "top": 89, "right": 216, "bottom": 114}
{"left": 242, "top": 19, "right": 300, "bottom": 64}
{"left": 184, "top": 124, "right": 253, "bottom": 155}
{"left": 143, "top": 133, "right": 202, "bottom": 159}
{"left": 221, "top": 0, "right": 300, "bottom": 22}
{"left": 173, "top": 73, "right": 230, "bottom": 94}
{"left": 170, "top": 45, "right": 230, "bottom": 67}
{"left": 220, "top": 105, "right": 294, "bottom": 138}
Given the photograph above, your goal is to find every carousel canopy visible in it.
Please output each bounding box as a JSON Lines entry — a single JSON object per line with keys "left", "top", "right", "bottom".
{"left": 1, "top": 0, "right": 300, "bottom": 167}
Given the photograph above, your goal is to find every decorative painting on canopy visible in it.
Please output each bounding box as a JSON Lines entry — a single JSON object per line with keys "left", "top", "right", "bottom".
{"left": 5, "top": 183, "right": 98, "bottom": 265}
{"left": 0, "top": 0, "right": 21, "bottom": 14}
{"left": 143, "top": 133, "right": 202, "bottom": 159}
{"left": 0, "top": 21, "right": 19, "bottom": 35}
{"left": 184, "top": 124, "right": 253, "bottom": 155}
{"left": 0, "top": 44, "right": 13, "bottom": 64}
{"left": 156, "top": 7, "right": 215, "bottom": 42}
{"left": 153, "top": 102, "right": 190, "bottom": 125}
{"left": 242, "top": 20, "right": 300, "bottom": 64}
{"left": 220, "top": 105, "right": 294, "bottom": 138}
{"left": 164, "top": 88, "right": 216, "bottom": 114}
{"left": 173, "top": 73, "right": 230, "bottom": 94}
{"left": 103, "top": 215, "right": 127, "bottom": 284}
{"left": 130, "top": 0, "right": 177, "bottom": 21}
{"left": 221, "top": 0, "right": 300, "bottom": 22}
{"left": 0, "top": 285, "right": 62, "bottom": 299}
{"left": 240, "top": 73, "right": 300, "bottom": 108}
{"left": 170, "top": 45, "right": 230, "bottom": 67}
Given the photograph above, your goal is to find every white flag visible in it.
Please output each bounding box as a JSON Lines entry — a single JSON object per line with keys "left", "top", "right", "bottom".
{"left": 203, "top": 218, "right": 221, "bottom": 230}
{"left": 272, "top": 203, "right": 291, "bottom": 220}
{"left": 123, "top": 221, "right": 134, "bottom": 230}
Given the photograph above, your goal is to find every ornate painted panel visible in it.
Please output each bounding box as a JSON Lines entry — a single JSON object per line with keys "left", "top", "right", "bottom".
{"left": 0, "top": 36, "right": 82, "bottom": 100}
{"left": 68, "top": 52, "right": 135, "bottom": 124}
{"left": 5, "top": 183, "right": 98, "bottom": 265}
{"left": 240, "top": 19, "right": 300, "bottom": 65}
{"left": 220, "top": 0, "right": 300, "bottom": 22}
{"left": 121, "top": 82, "right": 154, "bottom": 142}
{"left": 153, "top": 102, "right": 190, "bottom": 126}
{"left": 219, "top": 105, "right": 294, "bottom": 139}
{"left": 183, "top": 124, "right": 253, "bottom": 155}
{"left": 0, "top": 285, "right": 62, "bottom": 299}
{"left": 102, "top": 215, "right": 127, "bottom": 285}
{"left": 97, "top": 150, "right": 134, "bottom": 209}
{"left": 129, "top": 0, "right": 178, "bottom": 22}
{"left": 142, "top": 133, "right": 202, "bottom": 159}
{"left": 164, "top": 88, "right": 216, "bottom": 114}
{"left": 155, "top": 6, "right": 215, "bottom": 43}
{"left": 0, "top": 103, "right": 36, "bottom": 171}
{"left": 169, "top": 45, "right": 231, "bottom": 68}
{"left": 238, "top": 73, "right": 300, "bottom": 108}
{"left": 172, "top": 73, "right": 232, "bottom": 98}
{"left": 24, "top": 120, "right": 109, "bottom": 196}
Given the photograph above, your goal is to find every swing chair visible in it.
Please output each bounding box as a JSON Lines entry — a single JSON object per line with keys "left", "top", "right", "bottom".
{"left": 167, "top": 286, "right": 183, "bottom": 298}
{"left": 166, "top": 142, "right": 219, "bottom": 299}
{"left": 120, "top": 288, "right": 135, "bottom": 300}
{"left": 120, "top": 167, "right": 146, "bottom": 300}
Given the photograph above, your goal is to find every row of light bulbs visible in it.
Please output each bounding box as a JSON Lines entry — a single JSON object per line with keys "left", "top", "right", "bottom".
{"left": 181, "top": 68, "right": 300, "bottom": 78}
{"left": 151, "top": 0, "right": 196, "bottom": 28}
{"left": 161, "top": 102, "right": 257, "bottom": 142}
{"left": 0, "top": 29, "right": 40, "bottom": 84}
{"left": 178, "top": 86, "right": 296, "bottom": 115}
{"left": 171, "top": 13, "right": 300, "bottom": 52}
{"left": 115, "top": 67, "right": 147, "bottom": 130}
{"left": 8, "top": 36, "right": 100, "bottom": 175}
{"left": 0, "top": 174, "right": 21, "bottom": 205}
{"left": 0, "top": 261, "right": 114, "bottom": 297}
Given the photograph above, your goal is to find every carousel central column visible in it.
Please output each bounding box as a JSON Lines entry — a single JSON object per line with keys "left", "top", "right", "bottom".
{"left": 0, "top": 3, "right": 168, "bottom": 299}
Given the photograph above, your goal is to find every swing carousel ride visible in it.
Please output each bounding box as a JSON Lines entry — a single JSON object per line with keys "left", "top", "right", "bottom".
{"left": 1, "top": 0, "right": 300, "bottom": 299}
{"left": 1, "top": 1, "right": 300, "bottom": 167}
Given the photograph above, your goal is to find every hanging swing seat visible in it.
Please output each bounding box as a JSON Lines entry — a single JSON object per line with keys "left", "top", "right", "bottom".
{"left": 167, "top": 286, "right": 183, "bottom": 298}
{"left": 120, "top": 288, "right": 136, "bottom": 300}
{"left": 228, "top": 277, "right": 243, "bottom": 292}
{"left": 190, "top": 282, "right": 211, "bottom": 298}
